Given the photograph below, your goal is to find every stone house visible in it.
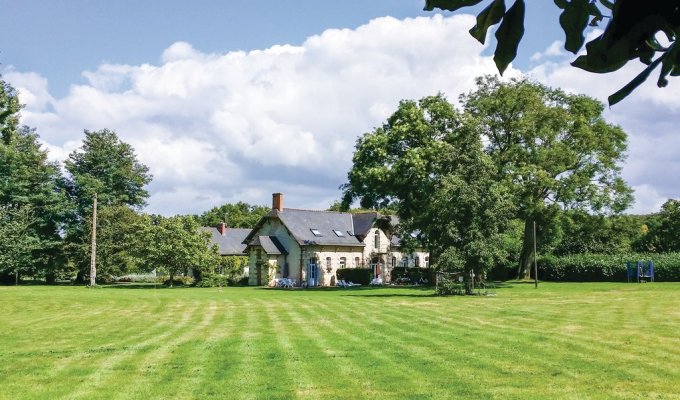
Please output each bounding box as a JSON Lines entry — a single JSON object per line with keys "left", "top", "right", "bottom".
{"left": 201, "top": 223, "right": 251, "bottom": 275}
{"left": 242, "top": 193, "right": 429, "bottom": 287}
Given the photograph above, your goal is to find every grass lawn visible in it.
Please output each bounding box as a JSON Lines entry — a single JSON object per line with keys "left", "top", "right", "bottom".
{"left": 1, "top": 282, "right": 679, "bottom": 399}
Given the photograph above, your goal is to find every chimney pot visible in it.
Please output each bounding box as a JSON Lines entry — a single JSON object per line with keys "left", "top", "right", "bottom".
{"left": 273, "top": 193, "right": 283, "bottom": 212}
{"left": 217, "top": 222, "right": 227, "bottom": 236}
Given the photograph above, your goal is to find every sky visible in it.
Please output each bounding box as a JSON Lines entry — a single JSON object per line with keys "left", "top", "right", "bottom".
{"left": 1, "top": 1, "right": 678, "bottom": 216}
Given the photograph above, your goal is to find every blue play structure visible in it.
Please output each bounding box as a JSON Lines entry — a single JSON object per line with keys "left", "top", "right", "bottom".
{"left": 626, "top": 260, "right": 654, "bottom": 283}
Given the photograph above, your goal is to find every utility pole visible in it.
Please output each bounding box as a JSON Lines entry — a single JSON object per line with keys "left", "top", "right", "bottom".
{"left": 89, "top": 193, "right": 98, "bottom": 287}
{"left": 533, "top": 220, "right": 538, "bottom": 288}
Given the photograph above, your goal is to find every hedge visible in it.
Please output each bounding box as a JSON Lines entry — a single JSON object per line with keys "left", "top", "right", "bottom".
{"left": 535, "top": 253, "right": 680, "bottom": 282}
{"left": 336, "top": 268, "right": 372, "bottom": 286}
{"left": 390, "top": 267, "right": 435, "bottom": 285}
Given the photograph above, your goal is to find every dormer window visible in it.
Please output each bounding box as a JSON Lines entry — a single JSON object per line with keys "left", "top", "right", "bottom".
{"left": 310, "top": 228, "right": 322, "bottom": 236}
{"left": 374, "top": 230, "right": 380, "bottom": 248}
{"left": 333, "top": 230, "right": 344, "bottom": 237}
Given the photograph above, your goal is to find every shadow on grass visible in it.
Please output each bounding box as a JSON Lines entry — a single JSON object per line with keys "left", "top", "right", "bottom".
{"left": 101, "top": 283, "right": 180, "bottom": 289}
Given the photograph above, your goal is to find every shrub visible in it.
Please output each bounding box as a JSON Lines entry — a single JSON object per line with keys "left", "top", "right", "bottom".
{"left": 160, "top": 276, "right": 194, "bottom": 286}
{"left": 390, "top": 267, "right": 435, "bottom": 285}
{"left": 336, "top": 268, "right": 372, "bottom": 286}
{"left": 537, "top": 253, "right": 680, "bottom": 282}
{"left": 196, "top": 273, "right": 249, "bottom": 287}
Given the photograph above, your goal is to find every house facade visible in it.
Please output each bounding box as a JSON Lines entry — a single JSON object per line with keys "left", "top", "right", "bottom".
{"left": 242, "top": 193, "right": 429, "bottom": 287}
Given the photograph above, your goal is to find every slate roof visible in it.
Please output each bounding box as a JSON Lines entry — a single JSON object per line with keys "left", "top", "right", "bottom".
{"left": 251, "top": 235, "right": 288, "bottom": 255}
{"left": 201, "top": 227, "right": 251, "bottom": 256}
{"left": 242, "top": 207, "right": 422, "bottom": 250}
{"left": 277, "top": 208, "right": 365, "bottom": 246}
{"left": 351, "top": 212, "right": 379, "bottom": 240}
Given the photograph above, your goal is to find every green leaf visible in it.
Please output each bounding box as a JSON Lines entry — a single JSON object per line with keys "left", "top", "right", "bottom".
{"left": 598, "top": 0, "right": 614, "bottom": 10}
{"left": 424, "top": 0, "right": 484, "bottom": 11}
{"left": 469, "top": 0, "right": 506, "bottom": 44}
{"left": 493, "top": 0, "right": 525, "bottom": 75}
{"left": 559, "top": 0, "right": 590, "bottom": 53}
{"left": 659, "top": 45, "right": 679, "bottom": 86}
{"left": 554, "top": 0, "right": 567, "bottom": 9}
{"left": 608, "top": 55, "right": 664, "bottom": 106}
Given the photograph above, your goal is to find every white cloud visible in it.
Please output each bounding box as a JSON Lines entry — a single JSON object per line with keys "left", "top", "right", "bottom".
{"left": 3, "top": 15, "right": 677, "bottom": 216}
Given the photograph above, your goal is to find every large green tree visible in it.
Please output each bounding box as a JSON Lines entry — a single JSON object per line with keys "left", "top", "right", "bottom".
{"left": 462, "top": 76, "right": 632, "bottom": 279}
{"left": 0, "top": 205, "right": 40, "bottom": 283}
{"left": 424, "top": 0, "right": 680, "bottom": 105}
{"left": 88, "top": 205, "right": 149, "bottom": 280}
{"left": 196, "top": 202, "right": 269, "bottom": 228}
{"left": 144, "top": 215, "right": 221, "bottom": 286}
{"left": 64, "top": 129, "right": 152, "bottom": 281}
{"left": 0, "top": 81, "right": 71, "bottom": 282}
{"left": 650, "top": 199, "right": 680, "bottom": 252}
{"left": 342, "top": 95, "right": 514, "bottom": 275}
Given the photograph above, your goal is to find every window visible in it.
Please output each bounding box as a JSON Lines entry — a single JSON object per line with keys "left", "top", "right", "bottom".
{"left": 339, "top": 257, "right": 346, "bottom": 268}
{"left": 333, "top": 230, "right": 344, "bottom": 237}
{"left": 402, "top": 257, "right": 409, "bottom": 267}
{"left": 415, "top": 256, "right": 420, "bottom": 268}
{"left": 326, "top": 257, "right": 332, "bottom": 270}
{"left": 354, "top": 257, "right": 361, "bottom": 268}
{"left": 391, "top": 257, "right": 396, "bottom": 268}
{"left": 425, "top": 256, "right": 430, "bottom": 268}
{"left": 374, "top": 230, "right": 380, "bottom": 249}
{"left": 310, "top": 228, "right": 322, "bottom": 236}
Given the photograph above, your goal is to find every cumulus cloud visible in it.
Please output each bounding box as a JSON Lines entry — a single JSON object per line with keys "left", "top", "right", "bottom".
{"left": 3, "top": 14, "right": 677, "bottom": 215}
{"left": 527, "top": 44, "right": 680, "bottom": 214}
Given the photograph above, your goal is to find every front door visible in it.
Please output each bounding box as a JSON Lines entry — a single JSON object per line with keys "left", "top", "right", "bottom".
{"left": 307, "top": 259, "right": 318, "bottom": 287}
{"left": 372, "top": 257, "right": 382, "bottom": 278}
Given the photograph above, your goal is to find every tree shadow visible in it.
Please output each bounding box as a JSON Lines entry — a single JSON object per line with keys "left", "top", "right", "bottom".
{"left": 101, "top": 283, "right": 180, "bottom": 289}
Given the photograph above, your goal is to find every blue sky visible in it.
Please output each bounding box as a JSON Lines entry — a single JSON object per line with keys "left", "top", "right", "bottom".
{"left": 1, "top": 1, "right": 678, "bottom": 215}
{"left": 2, "top": 0, "right": 562, "bottom": 97}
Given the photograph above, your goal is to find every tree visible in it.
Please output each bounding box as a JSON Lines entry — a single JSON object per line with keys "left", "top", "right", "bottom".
{"left": 424, "top": 0, "right": 680, "bottom": 105}
{"left": 650, "top": 199, "right": 680, "bottom": 252}
{"left": 462, "top": 76, "right": 632, "bottom": 279}
{"left": 342, "top": 94, "right": 514, "bottom": 275}
{"left": 144, "top": 215, "right": 221, "bottom": 286}
{"left": 0, "top": 80, "right": 21, "bottom": 141}
{"left": 0, "top": 205, "right": 40, "bottom": 283}
{"left": 65, "top": 129, "right": 152, "bottom": 213}
{"left": 89, "top": 205, "right": 149, "bottom": 280}
{"left": 0, "top": 81, "right": 71, "bottom": 282}
{"left": 64, "top": 129, "right": 152, "bottom": 281}
{"left": 196, "top": 202, "right": 269, "bottom": 228}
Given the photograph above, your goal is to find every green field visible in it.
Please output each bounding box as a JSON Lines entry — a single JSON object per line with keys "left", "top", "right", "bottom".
{"left": 1, "top": 283, "right": 679, "bottom": 399}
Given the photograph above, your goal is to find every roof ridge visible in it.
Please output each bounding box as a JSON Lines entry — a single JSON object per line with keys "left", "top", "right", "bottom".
{"left": 283, "top": 207, "right": 351, "bottom": 215}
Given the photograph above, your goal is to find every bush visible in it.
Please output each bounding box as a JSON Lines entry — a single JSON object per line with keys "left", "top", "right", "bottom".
{"left": 160, "top": 276, "right": 194, "bottom": 286}
{"left": 390, "top": 267, "right": 435, "bottom": 285}
{"left": 196, "top": 273, "right": 249, "bottom": 287}
{"left": 115, "top": 274, "right": 158, "bottom": 283}
{"left": 336, "top": 268, "right": 372, "bottom": 286}
{"left": 537, "top": 253, "right": 680, "bottom": 282}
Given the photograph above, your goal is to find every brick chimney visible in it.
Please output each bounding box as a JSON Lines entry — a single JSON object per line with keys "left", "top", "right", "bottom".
{"left": 272, "top": 193, "right": 283, "bottom": 212}
{"left": 217, "top": 222, "right": 227, "bottom": 236}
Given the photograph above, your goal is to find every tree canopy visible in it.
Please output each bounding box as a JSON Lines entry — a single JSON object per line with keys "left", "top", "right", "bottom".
{"left": 196, "top": 202, "right": 269, "bottom": 228}
{"left": 424, "top": 0, "right": 680, "bottom": 105}
{"left": 63, "top": 129, "right": 152, "bottom": 281}
{"left": 343, "top": 77, "right": 632, "bottom": 279}
{"left": 0, "top": 81, "right": 71, "bottom": 282}
{"left": 342, "top": 94, "right": 514, "bottom": 274}
{"left": 463, "top": 76, "right": 632, "bottom": 278}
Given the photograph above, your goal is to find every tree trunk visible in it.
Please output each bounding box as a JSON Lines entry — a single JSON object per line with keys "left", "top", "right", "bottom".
{"left": 517, "top": 218, "right": 534, "bottom": 280}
